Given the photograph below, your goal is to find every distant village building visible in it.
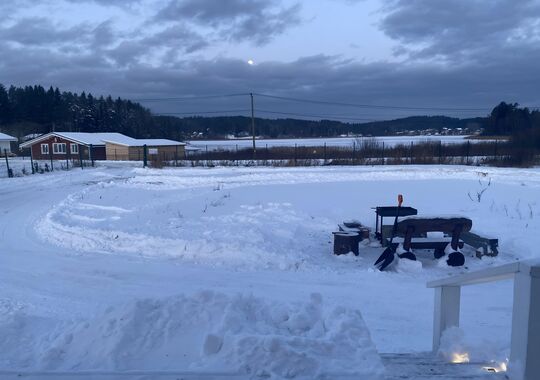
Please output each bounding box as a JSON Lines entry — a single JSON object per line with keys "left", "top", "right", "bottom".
{"left": 20, "top": 132, "right": 185, "bottom": 161}
{"left": 0, "top": 132, "right": 17, "bottom": 154}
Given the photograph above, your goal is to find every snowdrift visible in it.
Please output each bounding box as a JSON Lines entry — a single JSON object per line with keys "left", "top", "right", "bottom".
{"left": 0, "top": 292, "right": 384, "bottom": 378}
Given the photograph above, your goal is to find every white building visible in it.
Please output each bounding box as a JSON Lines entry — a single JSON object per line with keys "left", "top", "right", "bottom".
{"left": 0, "top": 132, "right": 17, "bottom": 154}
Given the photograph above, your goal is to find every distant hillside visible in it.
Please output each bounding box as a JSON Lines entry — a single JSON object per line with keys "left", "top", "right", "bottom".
{"left": 1, "top": 83, "right": 486, "bottom": 141}
{"left": 152, "top": 115, "right": 485, "bottom": 140}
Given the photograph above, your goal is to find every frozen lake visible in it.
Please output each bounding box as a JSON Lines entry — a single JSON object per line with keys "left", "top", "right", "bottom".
{"left": 187, "top": 135, "right": 487, "bottom": 151}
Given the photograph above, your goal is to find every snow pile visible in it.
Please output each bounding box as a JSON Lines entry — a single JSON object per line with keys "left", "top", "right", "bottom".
{"left": 438, "top": 327, "right": 508, "bottom": 365}
{"left": 0, "top": 292, "right": 384, "bottom": 378}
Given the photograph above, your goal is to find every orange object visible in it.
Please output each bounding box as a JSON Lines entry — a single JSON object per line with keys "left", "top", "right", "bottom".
{"left": 398, "top": 194, "right": 403, "bottom": 206}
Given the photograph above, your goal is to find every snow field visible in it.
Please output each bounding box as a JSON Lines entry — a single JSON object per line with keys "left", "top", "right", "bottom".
{"left": 1, "top": 164, "right": 540, "bottom": 375}
{"left": 186, "top": 135, "right": 490, "bottom": 152}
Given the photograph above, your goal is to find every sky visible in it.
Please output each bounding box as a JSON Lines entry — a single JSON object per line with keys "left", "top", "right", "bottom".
{"left": 1, "top": 0, "right": 539, "bottom": 121}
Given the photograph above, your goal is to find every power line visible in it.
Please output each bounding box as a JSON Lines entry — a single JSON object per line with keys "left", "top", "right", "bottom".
{"left": 135, "top": 93, "right": 250, "bottom": 102}
{"left": 155, "top": 108, "right": 481, "bottom": 122}
{"left": 157, "top": 108, "right": 377, "bottom": 121}
{"left": 257, "top": 109, "right": 376, "bottom": 122}
{"left": 253, "top": 93, "right": 491, "bottom": 112}
{"left": 156, "top": 109, "right": 250, "bottom": 115}
{"left": 131, "top": 91, "right": 539, "bottom": 112}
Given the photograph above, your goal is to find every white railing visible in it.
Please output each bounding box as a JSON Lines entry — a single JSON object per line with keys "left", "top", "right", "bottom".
{"left": 427, "top": 261, "right": 540, "bottom": 380}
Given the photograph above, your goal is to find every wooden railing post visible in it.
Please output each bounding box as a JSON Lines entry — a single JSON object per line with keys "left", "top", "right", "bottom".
{"left": 432, "top": 285, "right": 461, "bottom": 352}
{"left": 428, "top": 262, "right": 540, "bottom": 379}
{"left": 510, "top": 271, "right": 540, "bottom": 380}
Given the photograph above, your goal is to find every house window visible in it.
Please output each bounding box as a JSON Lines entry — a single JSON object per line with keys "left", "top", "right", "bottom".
{"left": 53, "top": 143, "right": 66, "bottom": 154}
{"left": 71, "top": 144, "right": 79, "bottom": 154}
{"left": 41, "top": 144, "right": 49, "bottom": 155}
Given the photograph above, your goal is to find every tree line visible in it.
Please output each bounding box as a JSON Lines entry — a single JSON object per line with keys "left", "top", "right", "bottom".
{"left": 483, "top": 102, "right": 540, "bottom": 144}
{"left": 0, "top": 84, "right": 538, "bottom": 153}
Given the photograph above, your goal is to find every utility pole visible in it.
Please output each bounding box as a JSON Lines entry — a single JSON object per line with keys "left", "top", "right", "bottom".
{"left": 250, "top": 92, "right": 256, "bottom": 159}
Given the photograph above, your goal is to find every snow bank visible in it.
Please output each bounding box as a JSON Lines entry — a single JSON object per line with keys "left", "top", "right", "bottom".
{"left": 0, "top": 292, "right": 384, "bottom": 378}
{"left": 438, "top": 327, "right": 508, "bottom": 365}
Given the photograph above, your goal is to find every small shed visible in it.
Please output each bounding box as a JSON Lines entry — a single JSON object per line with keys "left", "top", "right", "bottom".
{"left": 104, "top": 138, "right": 185, "bottom": 161}
{"left": 0, "top": 132, "right": 17, "bottom": 154}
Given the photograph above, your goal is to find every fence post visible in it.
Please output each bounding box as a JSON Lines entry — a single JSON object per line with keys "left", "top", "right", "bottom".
{"left": 4, "top": 149, "right": 13, "bottom": 178}
{"left": 410, "top": 141, "right": 413, "bottom": 164}
{"left": 143, "top": 144, "right": 148, "bottom": 167}
{"left": 49, "top": 146, "right": 54, "bottom": 171}
{"left": 439, "top": 140, "right": 442, "bottom": 164}
{"left": 79, "top": 148, "right": 84, "bottom": 169}
{"left": 381, "top": 142, "right": 385, "bottom": 165}
{"left": 30, "top": 148, "right": 35, "bottom": 174}
{"left": 494, "top": 139, "right": 498, "bottom": 161}
{"left": 352, "top": 141, "right": 356, "bottom": 163}
{"left": 175, "top": 145, "right": 178, "bottom": 166}
{"left": 89, "top": 144, "right": 94, "bottom": 167}
{"left": 466, "top": 141, "right": 470, "bottom": 165}
{"left": 294, "top": 143, "right": 297, "bottom": 166}
{"left": 66, "top": 147, "right": 70, "bottom": 170}
{"left": 115, "top": 149, "right": 117, "bottom": 161}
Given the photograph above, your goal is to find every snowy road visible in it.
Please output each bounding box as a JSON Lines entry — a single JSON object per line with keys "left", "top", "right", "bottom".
{"left": 1, "top": 164, "right": 538, "bottom": 375}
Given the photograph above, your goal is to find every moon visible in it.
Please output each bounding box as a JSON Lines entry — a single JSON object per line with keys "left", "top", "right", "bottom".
{"left": 247, "top": 59, "right": 254, "bottom": 65}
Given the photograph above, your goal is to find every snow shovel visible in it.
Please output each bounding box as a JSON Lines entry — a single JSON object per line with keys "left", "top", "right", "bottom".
{"left": 374, "top": 194, "right": 411, "bottom": 271}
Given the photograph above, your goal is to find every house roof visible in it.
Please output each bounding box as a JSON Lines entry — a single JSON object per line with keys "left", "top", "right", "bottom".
{"left": 20, "top": 132, "right": 134, "bottom": 148}
{"left": 103, "top": 137, "right": 185, "bottom": 147}
{"left": 20, "top": 132, "right": 185, "bottom": 148}
{"left": 0, "top": 132, "right": 17, "bottom": 142}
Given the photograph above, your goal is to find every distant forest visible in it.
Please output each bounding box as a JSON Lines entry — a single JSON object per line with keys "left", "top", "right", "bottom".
{"left": 0, "top": 84, "right": 538, "bottom": 149}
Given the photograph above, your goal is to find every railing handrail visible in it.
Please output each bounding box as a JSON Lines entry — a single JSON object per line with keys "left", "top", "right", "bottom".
{"left": 427, "top": 261, "right": 540, "bottom": 288}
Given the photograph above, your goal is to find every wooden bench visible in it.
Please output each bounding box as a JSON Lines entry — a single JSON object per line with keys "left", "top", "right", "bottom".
{"left": 392, "top": 217, "right": 472, "bottom": 265}
{"left": 461, "top": 231, "right": 499, "bottom": 257}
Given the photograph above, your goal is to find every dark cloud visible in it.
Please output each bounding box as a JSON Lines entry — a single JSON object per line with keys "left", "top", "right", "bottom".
{"left": 102, "top": 24, "right": 208, "bottom": 67}
{"left": 155, "top": 0, "right": 302, "bottom": 45}
{"left": 379, "top": 0, "right": 540, "bottom": 62}
{"left": 2, "top": 36, "right": 538, "bottom": 120}
{"left": 0, "top": 0, "right": 539, "bottom": 121}
{"left": 143, "top": 24, "right": 209, "bottom": 53}
{"left": 0, "top": 17, "right": 91, "bottom": 46}
{"left": 66, "top": 0, "right": 142, "bottom": 5}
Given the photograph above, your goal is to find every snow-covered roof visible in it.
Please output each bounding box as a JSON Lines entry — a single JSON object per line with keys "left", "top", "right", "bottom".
{"left": 56, "top": 132, "right": 130, "bottom": 146}
{"left": 23, "top": 133, "right": 42, "bottom": 141}
{"left": 103, "top": 137, "right": 185, "bottom": 147}
{"left": 20, "top": 132, "right": 134, "bottom": 148}
{"left": 0, "top": 132, "right": 17, "bottom": 141}
{"left": 19, "top": 132, "right": 185, "bottom": 148}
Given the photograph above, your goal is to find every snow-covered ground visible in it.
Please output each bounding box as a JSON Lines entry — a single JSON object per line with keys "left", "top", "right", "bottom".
{"left": 1, "top": 164, "right": 538, "bottom": 377}
{"left": 187, "top": 135, "right": 493, "bottom": 151}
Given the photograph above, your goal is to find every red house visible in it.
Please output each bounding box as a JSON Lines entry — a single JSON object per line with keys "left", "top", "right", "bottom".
{"left": 20, "top": 132, "right": 131, "bottom": 161}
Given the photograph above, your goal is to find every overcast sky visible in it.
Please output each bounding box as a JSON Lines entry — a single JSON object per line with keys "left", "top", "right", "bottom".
{"left": 1, "top": 0, "right": 539, "bottom": 121}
